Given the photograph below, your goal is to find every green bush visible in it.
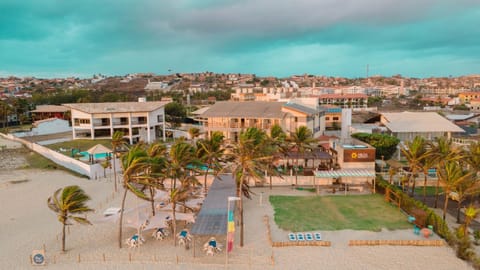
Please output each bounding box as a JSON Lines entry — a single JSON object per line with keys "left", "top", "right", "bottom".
{"left": 352, "top": 133, "right": 400, "bottom": 160}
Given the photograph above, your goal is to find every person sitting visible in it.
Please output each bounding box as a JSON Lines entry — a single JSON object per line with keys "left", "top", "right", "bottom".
{"left": 177, "top": 229, "right": 191, "bottom": 246}
{"left": 203, "top": 237, "right": 222, "bottom": 255}
{"left": 152, "top": 227, "right": 168, "bottom": 240}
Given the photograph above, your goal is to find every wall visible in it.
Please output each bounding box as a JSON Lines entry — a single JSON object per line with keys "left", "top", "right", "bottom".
{"left": 0, "top": 133, "right": 120, "bottom": 179}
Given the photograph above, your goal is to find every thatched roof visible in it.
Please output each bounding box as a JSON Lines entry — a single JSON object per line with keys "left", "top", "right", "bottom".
{"left": 86, "top": 144, "right": 112, "bottom": 155}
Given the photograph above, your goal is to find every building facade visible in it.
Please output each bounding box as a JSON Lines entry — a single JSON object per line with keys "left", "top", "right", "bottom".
{"left": 198, "top": 101, "right": 325, "bottom": 141}
{"left": 64, "top": 101, "right": 168, "bottom": 144}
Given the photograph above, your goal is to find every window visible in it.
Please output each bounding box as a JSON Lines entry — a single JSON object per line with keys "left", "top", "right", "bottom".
{"left": 157, "top": 115, "right": 163, "bottom": 122}
{"left": 332, "top": 117, "right": 339, "bottom": 121}
{"left": 294, "top": 117, "right": 298, "bottom": 122}
{"left": 325, "top": 117, "right": 330, "bottom": 121}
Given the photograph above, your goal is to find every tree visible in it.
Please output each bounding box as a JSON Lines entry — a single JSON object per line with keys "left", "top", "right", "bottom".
{"left": 428, "top": 137, "right": 463, "bottom": 208}
{"left": 196, "top": 132, "right": 226, "bottom": 193}
{"left": 111, "top": 131, "right": 127, "bottom": 192}
{"left": 401, "top": 136, "right": 427, "bottom": 196}
{"left": 165, "top": 140, "right": 200, "bottom": 245}
{"left": 188, "top": 127, "right": 201, "bottom": 142}
{"left": 47, "top": 185, "right": 93, "bottom": 252}
{"left": 268, "top": 124, "right": 287, "bottom": 189}
{"left": 118, "top": 144, "right": 149, "bottom": 248}
{"left": 165, "top": 102, "right": 186, "bottom": 127}
{"left": 419, "top": 151, "right": 436, "bottom": 203}
{"left": 461, "top": 205, "right": 479, "bottom": 236}
{"left": 226, "top": 127, "right": 273, "bottom": 247}
{"left": 454, "top": 176, "right": 480, "bottom": 223}
{"left": 437, "top": 160, "right": 473, "bottom": 221}
{"left": 288, "top": 126, "right": 316, "bottom": 186}
{"left": 351, "top": 133, "right": 400, "bottom": 160}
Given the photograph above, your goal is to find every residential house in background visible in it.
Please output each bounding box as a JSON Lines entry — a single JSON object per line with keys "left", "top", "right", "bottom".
{"left": 63, "top": 101, "right": 169, "bottom": 144}
{"left": 31, "top": 105, "right": 70, "bottom": 121}
{"left": 380, "top": 111, "right": 464, "bottom": 142}
{"left": 317, "top": 93, "right": 368, "bottom": 109}
{"left": 198, "top": 101, "right": 325, "bottom": 141}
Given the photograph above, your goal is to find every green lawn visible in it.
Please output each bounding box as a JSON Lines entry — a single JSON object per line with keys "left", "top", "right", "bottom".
{"left": 46, "top": 139, "right": 113, "bottom": 154}
{"left": 269, "top": 194, "right": 411, "bottom": 232}
{"left": 414, "top": 186, "right": 444, "bottom": 196}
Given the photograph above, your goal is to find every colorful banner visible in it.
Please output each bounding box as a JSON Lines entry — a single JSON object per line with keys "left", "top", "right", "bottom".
{"left": 227, "top": 209, "right": 235, "bottom": 252}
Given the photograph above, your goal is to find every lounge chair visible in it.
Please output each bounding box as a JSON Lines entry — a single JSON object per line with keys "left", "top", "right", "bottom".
{"left": 288, "top": 233, "right": 297, "bottom": 241}
{"left": 296, "top": 233, "right": 305, "bottom": 241}
{"left": 305, "top": 232, "right": 314, "bottom": 241}
{"left": 314, "top": 232, "right": 322, "bottom": 241}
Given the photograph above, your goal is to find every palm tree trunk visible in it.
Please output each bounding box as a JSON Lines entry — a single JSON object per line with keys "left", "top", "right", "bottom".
{"left": 423, "top": 171, "right": 427, "bottom": 203}
{"left": 62, "top": 221, "right": 66, "bottom": 252}
{"left": 457, "top": 200, "right": 462, "bottom": 224}
{"left": 204, "top": 161, "right": 211, "bottom": 193}
{"left": 113, "top": 152, "right": 118, "bottom": 192}
{"left": 443, "top": 192, "right": 449, "bottom": 221}
{"left": 150, "top": 187, "right": 155, "bottom": 216}
{"left": 172, "top": 203, "right": 177, "bottom": 246}
{"left": 434, "top": 177, "right": 440, "bottom": 208}
{"left": 240, "top": 197, "right": 244, "bottom": 247}
{"left": 118, "top": 189, "right": 128, "bottom": 248}
{"left": 411, "top": 175, "right": 416, "bottom": 196}
{"left": 294, "top": 158, "right": 298, "bottom": 186}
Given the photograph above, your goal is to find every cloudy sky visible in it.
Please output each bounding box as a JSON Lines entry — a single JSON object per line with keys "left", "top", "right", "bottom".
{"left": 1, "top": 0, "right": 479, "bottom": 78}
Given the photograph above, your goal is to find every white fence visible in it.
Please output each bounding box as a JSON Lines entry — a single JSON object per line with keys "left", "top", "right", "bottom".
{"left": 0, "top": 133, "right": 119, "bottom": 179}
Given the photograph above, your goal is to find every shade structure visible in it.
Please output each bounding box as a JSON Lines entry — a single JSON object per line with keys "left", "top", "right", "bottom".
{"left": 314, "top": 169, "right": 375, "bottom": 178}
{"left": 86, "top": 144, "right": 112, "bottom": 155}
{"left": 191, "top": 174, "right": 236, "bottom": 236}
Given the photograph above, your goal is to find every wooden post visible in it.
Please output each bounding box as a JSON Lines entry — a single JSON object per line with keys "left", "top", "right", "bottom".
{"left": 77, "top": 254, "right": 81, "bottom": 263}
{"left": 129, "top": 253, "right": 132, "bottom": 262}
{"left": 103, "top": 253, "right": 106, "bottom": 262}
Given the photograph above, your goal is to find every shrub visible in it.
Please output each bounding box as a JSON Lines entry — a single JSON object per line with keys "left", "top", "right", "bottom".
{"left": 351, "top": 133, "right": 400, "bottom": 160}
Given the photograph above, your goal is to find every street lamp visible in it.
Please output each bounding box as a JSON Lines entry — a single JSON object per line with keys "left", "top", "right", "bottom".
{"left": 226, "top": 196, "right": 240, "bottom": 266}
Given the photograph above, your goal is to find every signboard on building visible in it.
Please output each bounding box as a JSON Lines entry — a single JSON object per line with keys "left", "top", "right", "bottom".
{"left": 343, "top": 149, "right": 375, "bottom": 162}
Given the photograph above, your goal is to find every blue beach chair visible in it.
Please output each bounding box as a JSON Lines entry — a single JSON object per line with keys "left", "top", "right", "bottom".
{"left": 288, "top": 233, "right": 297, "bottom": 241}
{"left": 314, "top": 232, "right": 322, "bottom": 241}
{"left": 305, "top": 233, "right": 314, "bottom": 241}
{"left": 297, "top": 233, "right": 305, "bottom": 241}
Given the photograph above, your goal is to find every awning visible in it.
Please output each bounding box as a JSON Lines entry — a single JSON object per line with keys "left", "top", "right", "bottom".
{"left": 314, "top": 169, "right": 375, "bottom": 178}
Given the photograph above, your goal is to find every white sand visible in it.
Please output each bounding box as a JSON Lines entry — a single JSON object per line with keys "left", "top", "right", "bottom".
{"left": 0, "top": 170, "right": 473, "bottom": 270}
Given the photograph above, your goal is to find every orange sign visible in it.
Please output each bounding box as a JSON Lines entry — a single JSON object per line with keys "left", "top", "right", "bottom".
{"left": 344, "top": 149, "right": 375, "bottom": 162}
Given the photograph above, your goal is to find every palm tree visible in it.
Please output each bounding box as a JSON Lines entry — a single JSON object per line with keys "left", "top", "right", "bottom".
{"left": 118, "top": 144, "right": 149, "bottom": 248}
{"left": 419, "top": 150, "right": 436, "bottom": 203}
{"left": 188, "top": 127, "right": 201, "bottom": 143}
{"left": 144, "top": 142, "right": 168, "bottom": 216}
{"left": 462, "top": 205, "right": 479, "bottom": 237}
{"left": 165, "top": 140, "right": 200, "bottom": 244}
{"left": 268, "top": 124, "right": 287, "bottom": 189}
{"left": 429, "top": 137, "right": 463, "bottom": 208}
{"left": 196, "top": 131, "right": 226, "bottom": 193}
{"left": 288, "top": 126, "right": 316, "bottom": 186}
{"left": 47, "top": 185, "right": 93, "bottom": 252}
{"left": 454, "top": 176, "right": 480, "bottom": 223}
{"left": 111, "top": 131, "right": 127, "bottom": 192}
{"left": 464, "top": 141, "right": 480, "bottom": 177}
{"left": 401, "top": 136, "right": 427, "bottom": 196}
{"left": 437, "top": 160, "right": 473, "bottom": 220}
{"left": 227, "top": 127, "right": 273, "bottom": 247}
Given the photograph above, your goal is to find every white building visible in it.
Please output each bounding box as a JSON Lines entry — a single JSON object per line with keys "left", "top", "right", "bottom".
{"left": 380, "top": 111, "right": 465, "bottom": 142}
{"left": 63, "top": 101, "right": 169, "bottom": 144}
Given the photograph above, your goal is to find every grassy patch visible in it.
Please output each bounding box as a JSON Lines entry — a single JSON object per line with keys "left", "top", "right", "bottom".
{"left": 269, "top": 194, "right": 411, "bottom": 232}
{"left": 24, "top": 151, "right": 88, "bottom": 178}
{"left": 45, "top": 139, "right": 113, "bottom": 155}
{"left": 414, "top": 186, "right": 444, "bottom": 196}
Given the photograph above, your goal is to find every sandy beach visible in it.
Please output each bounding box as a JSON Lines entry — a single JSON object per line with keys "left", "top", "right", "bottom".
{"left": 0, "top": 137, "right": 473, "bottom": 269}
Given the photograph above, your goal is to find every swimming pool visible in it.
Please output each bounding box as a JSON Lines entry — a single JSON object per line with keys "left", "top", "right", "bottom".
{"left": 79, "top": 151, "right": 110, "bottom": 161}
